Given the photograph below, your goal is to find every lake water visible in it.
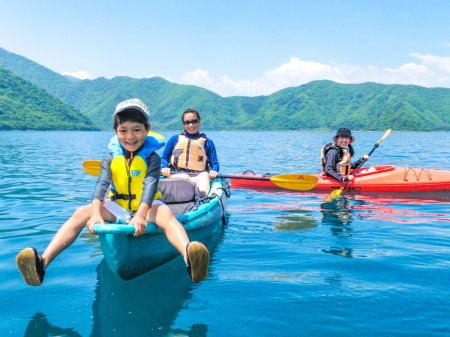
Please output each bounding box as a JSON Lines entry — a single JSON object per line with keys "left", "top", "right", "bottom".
{"left": 1, "top": 130, "right": 449, "bottom": 337}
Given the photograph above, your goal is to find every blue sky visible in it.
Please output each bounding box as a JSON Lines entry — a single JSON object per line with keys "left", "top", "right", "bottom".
{"left": 1, "top": 0, "right": 450, "bottom": 96}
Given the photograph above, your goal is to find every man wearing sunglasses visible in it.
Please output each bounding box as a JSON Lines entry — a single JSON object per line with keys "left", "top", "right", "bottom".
{"left": 161, "top": 108, "right": 220, "bottom": 197}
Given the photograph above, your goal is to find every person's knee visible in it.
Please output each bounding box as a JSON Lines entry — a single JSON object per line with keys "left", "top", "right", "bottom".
{"left": 195, "top": 172, "right": 210, "bottom": 185}
{"left": 149, "top": 204, "right": 172, "bottom": 221}
{"left": 74, "top": 204, "right": 91, "bottom": 218}
{"left": 158, "top": 205, "right": 175, "bottom": 218}
{"left": 195, "top": 172, "right": 210, "bottom": 193}
{"left": 197, "top": 171, "right": 209, "bottom": 179}
{"left": 172, "top": 173, "right": 190, "bottom": 179}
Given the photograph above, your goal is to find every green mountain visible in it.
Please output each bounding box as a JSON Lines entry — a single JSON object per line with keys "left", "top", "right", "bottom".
{"left": 0, "top": 67, "right": 98, "bottom": 130}
{"left": 1, "top": 47, "right": 449, "bottom": 131}
{"left": 262, "top": 81, "right": 450, "bottom": 131}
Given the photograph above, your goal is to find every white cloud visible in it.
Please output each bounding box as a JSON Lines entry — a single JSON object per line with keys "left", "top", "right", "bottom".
{"left": 181, "top": 69, "right": 214, "bottom": 87}
{"left": 265, "top": 57, "right": 338, "bottom": 84}
{"left": 182, "top": 69, "right": 210, "bottom": 81}
{"left": 61, "top": 70, "right": 91, "bottom": 80}
{"left": 410, "top": 52, "right": 450, "bottom": 72}
{"left": 178, "top": 53, "right": 450, "bottom": 97}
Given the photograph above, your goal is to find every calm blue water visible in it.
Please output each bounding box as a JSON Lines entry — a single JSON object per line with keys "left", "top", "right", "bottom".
{"left": 1, "top": 130, "right": 449, "bottom": 337}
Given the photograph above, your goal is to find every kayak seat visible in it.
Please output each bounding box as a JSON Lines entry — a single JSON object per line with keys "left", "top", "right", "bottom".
{"left": 158, "top": 178, "right": 199, "bottom": 216}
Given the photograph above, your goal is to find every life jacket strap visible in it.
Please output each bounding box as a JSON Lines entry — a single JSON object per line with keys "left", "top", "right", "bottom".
{"left": 110, "top": 193, "right": 137, "bottom": 201}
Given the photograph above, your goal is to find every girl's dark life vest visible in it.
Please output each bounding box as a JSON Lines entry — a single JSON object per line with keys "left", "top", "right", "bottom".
{"left": 320, "top": 143, "right": 352, "bottom": 177}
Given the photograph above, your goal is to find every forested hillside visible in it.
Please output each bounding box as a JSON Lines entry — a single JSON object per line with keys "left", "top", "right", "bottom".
{"left": 1, "top": 47, "right": 449, "bottom": 131}
{"left": 0, "top": 67, "right": 98, "bottom": 130}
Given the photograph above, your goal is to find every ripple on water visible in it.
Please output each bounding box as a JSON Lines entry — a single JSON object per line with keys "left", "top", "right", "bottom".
{"left": 8, "top": 293, "right": 75, "bottom": 321}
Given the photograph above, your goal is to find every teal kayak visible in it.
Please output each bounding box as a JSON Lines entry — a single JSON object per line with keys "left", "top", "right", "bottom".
{"left": 93, "top": 178, "right": 230, "bottom": 280}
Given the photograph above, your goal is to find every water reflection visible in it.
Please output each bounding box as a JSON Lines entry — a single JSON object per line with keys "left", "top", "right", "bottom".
{"left": 273, "top": 209, "right": 317, "bottom": 231}
{"left": 320, "top": 198, "right": 353, "bottom": 235}
{"left": 172, "top": 324, "right": 208, "bottom": 336}
{"left": 346, "top": 193, "right": 449, "bottom": 224}
{"left": 324, "top": 273, "right": 344, "bottom": 287}
{"left": 24, "top": 313, "right": 82, "bottom": 337}
{"left": 320, "top": 198, "right": 355, "bottom": 258}
{"left": 321, "top": 247, "right": 354, "bottom": 258}
{"left": 91, "top": 258, "right": 197, "bottom": 337}
{"left": 22, "top": 261, "right": 204, "bottom": 337}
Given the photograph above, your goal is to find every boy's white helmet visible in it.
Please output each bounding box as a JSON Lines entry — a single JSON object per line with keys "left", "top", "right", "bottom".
{"left": 113, "top": 98, "right": 149, "bottom": 119}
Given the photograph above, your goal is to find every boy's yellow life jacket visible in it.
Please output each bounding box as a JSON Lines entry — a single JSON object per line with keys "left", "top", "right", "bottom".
{"left": 170, "top": 134, "right": 207, "bottom": 172}
{"left": 108, "top": 135, "right": 164, "bottom": 212}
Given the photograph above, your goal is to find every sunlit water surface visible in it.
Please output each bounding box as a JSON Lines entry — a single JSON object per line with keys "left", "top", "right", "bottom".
{"left": 1, "top": 131, "right": 449, "bottom": 337}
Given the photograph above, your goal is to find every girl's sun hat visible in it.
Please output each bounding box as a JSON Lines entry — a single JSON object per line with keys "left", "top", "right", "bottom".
{"left": 333, "top": 127, "right": 355, "bottom": 143}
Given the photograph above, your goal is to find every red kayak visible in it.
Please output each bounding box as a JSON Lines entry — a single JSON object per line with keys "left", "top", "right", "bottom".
{"left": 229, "top": 166, "right": 450, "bottom": 193}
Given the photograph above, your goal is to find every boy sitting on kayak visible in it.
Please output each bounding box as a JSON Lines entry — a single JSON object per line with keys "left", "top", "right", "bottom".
{"left": 321, "top": 128, "right": 369, "bottom": 182}
{"left": 16, "top": 98, "right": 210, "bottom": 286}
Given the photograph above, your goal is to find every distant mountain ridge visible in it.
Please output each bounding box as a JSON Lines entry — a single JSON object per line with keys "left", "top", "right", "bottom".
{"left": 0, "top": 67, "right": 97, "bottom": 130}
{"left": 0, "top": 47, "right": 449, "bottom": 131}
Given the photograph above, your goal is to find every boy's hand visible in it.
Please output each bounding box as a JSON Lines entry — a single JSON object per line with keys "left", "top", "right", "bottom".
{"left": 86, "top": 215, "right": 104, "bottom": 234}
{"left": 130, "top": 214, "right": 148, "bottom": 236}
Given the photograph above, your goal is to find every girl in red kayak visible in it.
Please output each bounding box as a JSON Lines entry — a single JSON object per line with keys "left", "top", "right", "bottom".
{"left": 321, "top": 128, "right": 369, "bottom": 182}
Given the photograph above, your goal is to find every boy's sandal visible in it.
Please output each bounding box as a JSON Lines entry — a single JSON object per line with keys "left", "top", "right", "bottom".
{"left": 186, "top": 241, "right": 210, "bottom": 283}
{"left": 16, "top": 247, "right": 45, "bottom": 286}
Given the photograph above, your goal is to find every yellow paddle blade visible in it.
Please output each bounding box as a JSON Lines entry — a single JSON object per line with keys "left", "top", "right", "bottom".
{"left": 377, "top": 129, "right": 391, "bottom": 144}
{"left": 83, "top": 160, "right": 101, "bottom": 176}
{"left": 323, "top": 188, "right": 344, "bottom": 202}
{"left": 148, "top": 131, "right": 165, "bottom": 141}
{"left": 270, "top": 174, "right": 318, "bottom": 191}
